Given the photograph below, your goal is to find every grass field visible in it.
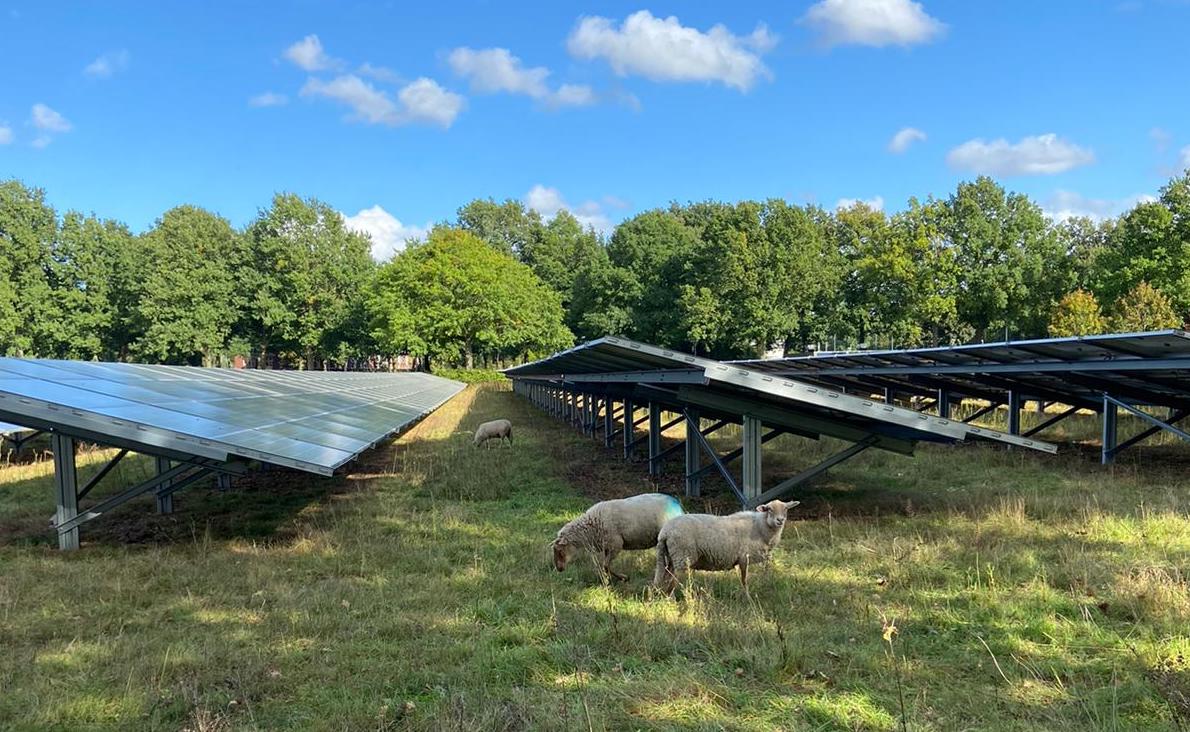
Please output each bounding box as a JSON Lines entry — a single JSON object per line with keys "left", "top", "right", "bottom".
{"left": 1, "top": 383, "right": 1188, "bottom": 731}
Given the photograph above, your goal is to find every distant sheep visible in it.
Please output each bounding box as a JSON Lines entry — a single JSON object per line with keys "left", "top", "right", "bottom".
{"left": 552, "top": 493, "right": 685, "bottom": 581}
{"left": 653, "top": 499, "right": 800, "bottom": 593}
{"left": 473, "top": 419, "right": 512, "bottom": 448}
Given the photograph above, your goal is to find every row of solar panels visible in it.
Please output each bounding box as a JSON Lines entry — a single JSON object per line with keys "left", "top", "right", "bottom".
{"left": 0, "top": 358, "right": 465, "bottom": 474}
{"left": 734, "top": 330, "right": 1190, "bottom": 412}
{"left": 504, "top": 337, "right": 1056, "bottom": 455}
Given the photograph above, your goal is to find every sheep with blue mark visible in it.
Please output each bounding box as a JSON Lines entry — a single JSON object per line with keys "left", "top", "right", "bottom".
{"left": 551, "top": 493, "right": 685, "bottom": 581}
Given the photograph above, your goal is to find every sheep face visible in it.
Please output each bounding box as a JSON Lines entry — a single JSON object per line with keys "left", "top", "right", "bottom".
{"left": 551, "top": 538, "right": 579, "bottom": 572}
{"left": 756, "top": 499, "right": 800, "bottom": 530}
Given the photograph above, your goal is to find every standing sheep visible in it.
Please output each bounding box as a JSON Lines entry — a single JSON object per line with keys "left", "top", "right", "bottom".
{"left": 653, "top": 499, "right": 800, "bottom": 593}
{"left": 552, "top": 493, "right": 685, "bottom": 581}
{"left": 473, "top": 419, "right": 513, "bottom": 448}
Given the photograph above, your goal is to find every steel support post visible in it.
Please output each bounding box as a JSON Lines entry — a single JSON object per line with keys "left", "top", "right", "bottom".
{"left": 742, "top": 415, "right": 763, "bottom": 503}
{"left": 155, "top": 456, "right": 174, "bottom": 514}
{"left": 622, "top": 399, "right": 635, "bottom": 459}
{"left": 52, "top": 433, "right": 80, "bottom": 551}
{"left": 217, "top": 473, "right": 232, "bottom": 491}
{"left": 684, "top": 408, "right": 701, "bottom": 497}
{"left": 648, "top": 403, "right": 662, "bottom": 476}
{"left": 1008, "top": 391, "right": 1022, "bottom": 436}
{"left": 749, "top": 436, "right": 878, "bottom": 508}
{"left": 604, "top": 400, "right": 615, "bottom": 448}
{"left": 883, "top": 387, "right": 895, "bottom": 404}
{"left": 938, "top": 389, "right": 952, "bottom": 419}
{"left": 1101, "top": 395, "right": 1118, "bottom": 465}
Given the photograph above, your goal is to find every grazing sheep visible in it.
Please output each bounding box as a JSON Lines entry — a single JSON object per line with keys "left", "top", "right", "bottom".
{"left": 552, "top": 493, "right": 685, "bottom": 581}
{"left": 653, "top": 499, "right": 800, "bottom": 593}
{"left": 473, "top": 419, "right": 513, "bottom": 448}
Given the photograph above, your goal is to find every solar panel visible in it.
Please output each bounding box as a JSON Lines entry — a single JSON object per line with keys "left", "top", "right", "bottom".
{"left": 736, "top": 330, "right": 1190, "bottom": 413}
{"left": 506, "top": 336, "right": 1054, "bottom": 453}
{"left": 0, "top": 359, "right": 465, "bottom": 475}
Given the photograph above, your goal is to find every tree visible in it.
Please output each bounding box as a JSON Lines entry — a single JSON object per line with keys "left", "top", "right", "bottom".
{"left": 1110, "top": 281, "right": 1181, "bottom": 332}
{"left": 940, "top": 177, "right": 1071, "bottom": 340}
{"left": 245, "top": 194, "right": 375, "bottom": 368}
{"left": 368, "top": 228, "right": 572, "bottom": 368}
{"left": 132, "top": 206, "right": 243, "bottom": 364}
{"left": 567, "top": 248, "right": 639, "bottom": 341}
{"left": 0, "top": 180, "right": 57, "bottom": 355}
{"left": 456, "top": 198, "right": 545, "bottom": 258}
{"left": 1048, "top": 290, "right": 1107, "bottom": 337}
{"left": 520, "top": 209, "right": 604, "bottom": 320}
{"left": 607, "top": 209, "right": 701, "bottom": 347}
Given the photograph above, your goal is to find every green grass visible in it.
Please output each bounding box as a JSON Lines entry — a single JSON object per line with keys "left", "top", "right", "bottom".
{"left": 1, "top": 384, "right": 1188, "bottom": 730}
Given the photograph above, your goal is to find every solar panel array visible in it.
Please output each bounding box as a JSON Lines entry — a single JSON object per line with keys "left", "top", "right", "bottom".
{"left": 736, "top": 330, "right": 1190, "bottom": 412}
{"left": 0, "top": 359, "right": 465, "bottom": 474}
{"left": 505, "top": 336, "right": 1054, "bottom": 453}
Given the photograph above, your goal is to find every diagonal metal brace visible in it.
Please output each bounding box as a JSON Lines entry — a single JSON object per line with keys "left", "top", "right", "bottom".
{"left": 1023, "top": 405, "right": 1080, "bottom": 437}
{"left": 747, "top": 435, "right": 879, "bottom": 508}
{"left": 1105, "top": 395, "right": 1190, "bottom": 445}
{"left": 76, "top": 448, "right": 129, "bottom": 502}
{"left": 683, "top": 410, "right": 746, "bottom": 506}
{"left": 55, "top": 461, "right": 201, "bottom": 534}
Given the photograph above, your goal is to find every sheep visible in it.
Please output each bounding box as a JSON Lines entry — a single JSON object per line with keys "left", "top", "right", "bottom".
{"left": 653, "top": 499, "right": 800, "bottom": 593}
{"left": 552, "top": 493, "right": 685, "bottom": 582}
{"left": 473, "top": 419, "right": 513, "bottom": 448}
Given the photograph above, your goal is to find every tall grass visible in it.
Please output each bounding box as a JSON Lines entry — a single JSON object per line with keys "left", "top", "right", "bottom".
{"left": 0, "top": 382, "right": 1187, "bottom": 730}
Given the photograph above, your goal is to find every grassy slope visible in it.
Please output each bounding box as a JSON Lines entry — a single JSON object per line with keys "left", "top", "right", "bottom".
{"left": 0, "top": 384, "right": 1187, "bottom": 731}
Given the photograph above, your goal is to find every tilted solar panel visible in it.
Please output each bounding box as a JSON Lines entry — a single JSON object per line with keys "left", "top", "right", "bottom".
{"left": 0, "top": 359, "right": 465, "bottom": 474}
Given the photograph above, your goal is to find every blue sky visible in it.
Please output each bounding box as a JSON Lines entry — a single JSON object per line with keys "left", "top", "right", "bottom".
{"left": 3, "top": 0, "right": 1189, "bottom": 259}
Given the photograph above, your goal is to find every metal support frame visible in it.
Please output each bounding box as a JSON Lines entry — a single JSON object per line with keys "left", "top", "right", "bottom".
{"left": 1102, "top": 395, "right": 1190, "bottom": 465}
{"left": 742, "top": 415, "right": 762, "bottom": 502}
{"left": 52, "top": 434, "right": 80, "bottom": 550}
{"left": 1023, "top": 405, "right": 1079, "bottom": 437}
{"left": 648, "top": 403, "right": 662, "bottom": 476}
{"left": 937, "top": 389, "right": 952, "bottom": 419}
{"left": 748, "top": 436, "right": 879, "bottom": 508}
{"left": 76, "top": 448, "right": 128, "bottom": 502}
{"left": 962, "top": 402, "right": 1001, "bottom": 424}
{"left": 622, "top": 399, "right": 635, "bottom": 460}
{"left": 1008, "top": 391, "right": 1023, "bottom": 436}
{"left": 684, "top": 408, "right": 702, "bottom": 497}
{"left": 4, "top": 428, "right": 45, "bottom": 453}
{"left": 155, "top": 456, "right": 174, "bottom": 514}
{"left": 1101, "top": 395, "right": 1118, "bottom": 465}
{"left": 604, "top": 399, "right": 615, "bottom": 448}
{"left": 683, "top": 409, "right": 745, "bottom": 505}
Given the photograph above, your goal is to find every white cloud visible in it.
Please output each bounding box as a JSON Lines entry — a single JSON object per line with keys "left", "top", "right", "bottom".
{"left": 357, "top": 62, "right": 402, "bottom": 84}
{"left": 835, "top": 195, "right": 884, "bottom": 211}
{"left": 248, "top": 91, "right": 288, "bottom": 108}
{"left": 1150, "top": 127, "right": 1171, "bottom": 153}
{"left": 567, "top": 10, "right": 775, "bottom": 91}
{"left": 1043, "top": 190, "right": 1156, "bottom": 222}
{"left": 449, "top": 47, "right": 550, "bottom": 97}
{"left": 31, "top": 103, "right": 71, "bottom": 133}
{"left": 84, "top": 49, "right": 130, "bottom": 78}
{"left": 284, "top": 34, "right": 342, "bottom": 71}
{"left": 802, "top": 0, "right": 945, "bottom": 48}
{"left": 448, "top": 47, "right": 598, "bottom": 108}
{"left": 525, "top": 185, "right": 613, "bottom": 233}
{"left": 301, "top": 74, "right": 464, "bottom": 128}
{"left": 396, "top": 78, "right": 466, "bottom": 128}
{"left": 1180, "top": 144, "right": 1190, "bottom": 171}
{"left": 29, "top": 103, "right": 70, "bottom": 147}
{"left": 888, "top": 126, "right": 926, "bottom": 153}
{"left": 0, "top": 125, "right": 12, "bottom": 145}
{"left": 341, "top": 205, "right": 429, "bottom": 261}
{"left": 946, "top": 133, "right": 1095, "bottom": 176}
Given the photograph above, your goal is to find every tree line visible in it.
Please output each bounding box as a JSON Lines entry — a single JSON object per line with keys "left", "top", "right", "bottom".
{"left": 1, "top": 171, "right": 1187, "bottom": 368}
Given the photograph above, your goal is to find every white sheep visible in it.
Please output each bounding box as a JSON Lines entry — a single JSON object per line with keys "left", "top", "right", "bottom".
{"left": 552, "top": 493, "right": 685, "bottom": 581}
{"left": 473, "top": 419, "right": 513, "bottom": 448}
{"left": 653, "top": 499, "right": 800, "bottom": 593}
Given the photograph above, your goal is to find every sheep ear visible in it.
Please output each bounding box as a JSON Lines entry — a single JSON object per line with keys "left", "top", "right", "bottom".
{"left": 787, "top": 500, "right": 801, "bottom": 508}
{"left": 756, "top": 504, "right": 771, "bottom": 512}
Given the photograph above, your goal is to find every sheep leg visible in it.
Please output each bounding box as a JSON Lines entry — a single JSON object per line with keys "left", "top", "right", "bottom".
{"left": 738, "top": 561, "right": 749, "bottom": 590}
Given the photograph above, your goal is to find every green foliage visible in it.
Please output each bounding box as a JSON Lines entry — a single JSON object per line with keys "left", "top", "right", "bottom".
{"left": 131, "top": 205, "right": 243, "bottom": 364}
{"left": 0, "top": 180, "right": 56, "bottom": 355}
{"left": 368, "top": 227, "right": 572, "bottom": 367}
{"left": 456, "top": 198, "right": 544, "bottom": 257}
{"left": 1048, "top": 289, "right": 1107, "bottom": 336}
{"left": 430, "top": 367, "right": 506, "bottom": 384}
{"left": 244, "top": 193, "right": 376, "bottom": 367}
{"left": 1110, "top": 281, "right": 1182, "bottom": 332}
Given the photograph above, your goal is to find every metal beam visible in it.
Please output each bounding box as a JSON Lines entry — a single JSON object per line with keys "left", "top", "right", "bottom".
{"left": 52, "top": 434, "right": 80, "bottom": 550}
{"left": 685, "top": 408, "right": 701, "bottom": 497}
{"left": 1110, "top": 408, "right": 1190, "bottom": 454}
{"left": 76, "top": 448, "right": 128, "bottom": 502}
{"left": 155, "top": 456, "right": 174, "bottom": 514}
{"left": 684, "top": 409, "right": 746, "bottom": 506}
{"left": 1008, "top": 391, "right": 1023, "bottom": 436}
{"left": 1102, "top": 395, "right": 1118, "bottom": 465}
{"left": 748, "top": 436, "right": 879, "bottom": 508}
{"left": 515, "top": 368, "right": 708, "bottom": 384}
{"left": 742, "top": 415, "right": 763, "bottom": 502}
{"left": 799, "top": 356, "right": 1190, "bottom": 377}
{"left": 1022, "top": 405, "right": 1080, "bottom": 437}
{"left": 1106, "top": 395, "right": 1190, "bottom": 443}
{"left": 54, "top": 460, "right": 197, "bottom": 534}
{"left": 648, "top": 403, "right": 662, "bottom": 476}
